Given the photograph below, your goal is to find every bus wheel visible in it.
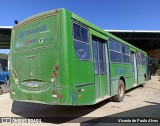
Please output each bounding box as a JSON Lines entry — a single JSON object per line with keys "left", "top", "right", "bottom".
{"left": 140, "top": 74, "right": 147, "bottom": 87}
{"left": 140, "top": 83, "right": 145, "bottom": 87}
{"left": 113, "top": 79, "right": 125, "bottom": 102}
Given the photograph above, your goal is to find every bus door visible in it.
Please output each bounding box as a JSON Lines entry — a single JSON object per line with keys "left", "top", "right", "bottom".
{"left": 131, "top": 52, "right": 138, "bottom": 85}
{"left": 92, "top": 37, "right": 109, "bottom": 99}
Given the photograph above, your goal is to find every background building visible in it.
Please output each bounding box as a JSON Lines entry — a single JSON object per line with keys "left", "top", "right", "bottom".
{"left": 107, "top": 30, "right": 160, "bottom": 71}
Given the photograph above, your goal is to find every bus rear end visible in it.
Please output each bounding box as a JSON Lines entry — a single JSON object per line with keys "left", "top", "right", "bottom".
{"left": 10, "top": 9, "right": 71, "bottom": 105}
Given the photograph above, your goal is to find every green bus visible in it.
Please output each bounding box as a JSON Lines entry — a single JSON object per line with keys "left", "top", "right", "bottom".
{"left": 10, "top": 8, "right": 148, "bottom": 105}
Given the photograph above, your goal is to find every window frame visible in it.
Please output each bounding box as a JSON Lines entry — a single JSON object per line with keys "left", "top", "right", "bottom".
{"left": 122, "top": 45, "right": 131, "bottom": 64}
{"left": 72, "top": 21, "right": 91, "bottom": 61}
{"left": 137, "top": 52, "right": 146, "bottom": 65}
{"left": 92, "top": 37, "right": 107, "bottom": 75}
{"left": 109, "top": 40, "right": 122, "bottom": 63}
{"left": 109, "top": 38, "right": 131, "bottom": 64}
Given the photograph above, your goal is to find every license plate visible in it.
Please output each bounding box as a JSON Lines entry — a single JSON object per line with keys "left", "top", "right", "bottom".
{"left": 26, "top": 81, "right": 38, "bottom": 87}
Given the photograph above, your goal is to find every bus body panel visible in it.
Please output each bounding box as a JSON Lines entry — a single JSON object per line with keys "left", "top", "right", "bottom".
{"left": 10, "top": 8, "right": 148, "bottom": 106}
{"left": 10, "top": 9, "right": 73, "bottom": 105}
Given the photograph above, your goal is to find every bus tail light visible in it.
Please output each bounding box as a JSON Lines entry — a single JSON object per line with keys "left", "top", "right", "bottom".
{"left": 57, "top": 94, "right": 62, "bottom": 99}
{"left": 50, "top": 71, "right": 57, "bottom": 83}
{"left": 12, "top": 68, "right": 19, "bottom": 83}
{"left": 50, "top": 78, "right": 55, "bottom": 82}
{"left": 53, "top": 72, "right": 57, "bottom": 78}
{"left": 78, "top": 89, "right": 85, "bottom": 92}
{"left": 51, "top": 65, "right": 59, "bottom": 83}
{"left": 52, "top": 91, "right": 56, "bottom": 94}
{"left": 12, "top": 69, "right": 17, "bottom": 79}
{"left": 54, "top": 65, "right": 59, "bottom": 71}
{"left": 52, "top": 90, "right": 62, "bottom": 99}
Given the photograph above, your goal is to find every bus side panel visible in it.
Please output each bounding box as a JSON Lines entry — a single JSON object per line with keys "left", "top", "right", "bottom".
{"left": 58, "top": 9, "right": 72, "bottom": 87}
{"left": 122, "top": 64, "right": 134, "bottom": 90}
{"left": 110, "top": 63, "right": 118, "bottom": 96}
{"left": 56, "top": 9, "right": 75, "bottom": 105}
{"left": 73, "top": 61, "right": 95, "bottom": 105}
{"left": 109, "top": 63, "right": 133, "bottom": 96}
{"left": 76, "top": 84, "right": 95, "bottom": 105}
{"left": 138, "top": 65, "right": 145, "bottom": 84}
{"left": 61, "top": 10, "right": 95, "bottom": 105}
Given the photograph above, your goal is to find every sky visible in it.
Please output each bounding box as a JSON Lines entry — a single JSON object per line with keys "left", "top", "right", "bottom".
{"left": 1, "top": 0, "right": 160, "bottom": 54}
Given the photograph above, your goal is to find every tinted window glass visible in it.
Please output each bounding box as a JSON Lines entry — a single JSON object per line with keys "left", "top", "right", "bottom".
{"left": 138, "top": 52, "right": 141, "bottom": 58}
{"left": 74, "top": 41, "right": 90, "bottom": 60}
{"left": 110, "top": 51, "right": 116, "bottom": 62}
{"left": 143, "top": 59, "right": 146, "bottom": 65}
{"left": 126, "top": 47, "right": 130, "bottom": 55}
{"left": 137, "top": 52, "right": 146, "bottom": 65}
{"left": 81, "top": 27, "right": 89, "bottom": 43}
{"left": 109, "top": 39, "right": 130, "bottom": 64}
{"left": 122, "top": 54, "right": 125, "bottom": 63}
{"left": 116, "top": 53, "right": 122, "bottom": 62}
{"left": 139, "top": 58, "right": 142, "bottom": 65}
{"left": 109, "top": 40, "right": 115, "bottom": 50}
{"left": 142, "top": 54, "right": 145, "bottom": 65}
{"left": 93, "top": 40, "right": 99, "bottom": 74}
{"left": 121, "top": 45, "right": 126, "bottom": 54}
{"left": 137, "top": 52, "right": 141, "bottom": 64}
{"left": 115, "top": 42, "right": 121, "bottom": 52}
{"left": 73, "top": 22, "right": 90, "bottom": 60}
{"left": 73, "top": 23, "right": 81, "bottom": 40}
{"left": 125, "top": 55, "right": 130, "bottom": 63}
{"left": 98, "top": 42, "right": 106, "bottom": 74}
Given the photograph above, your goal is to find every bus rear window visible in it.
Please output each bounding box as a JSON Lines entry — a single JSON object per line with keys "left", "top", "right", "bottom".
{"left": 13, "top": 13, "right": 58, "bottom": 53}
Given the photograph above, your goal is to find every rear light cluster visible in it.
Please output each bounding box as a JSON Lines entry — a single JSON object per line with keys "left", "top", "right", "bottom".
{"left": 11, "top": 89, "right": 16, "bottom": 94}
{"left": 78, "top": 89, "right": 85, "bottom": 92}
{"left": 12, "top": 69, "right": 17, "bottom": 79}
{"left": 12, "top": 68, "right": 18, "bottom": 83}
{"left": 51, "top": 65, "right": 59, "bottom": 83}
{"left": 52, "top": 90, "right": 62, "bottom": 99}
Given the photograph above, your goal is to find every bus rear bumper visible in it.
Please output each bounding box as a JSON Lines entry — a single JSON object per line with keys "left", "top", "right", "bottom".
{"left": 10, "top": 85, "right": 72, "bottom": 105}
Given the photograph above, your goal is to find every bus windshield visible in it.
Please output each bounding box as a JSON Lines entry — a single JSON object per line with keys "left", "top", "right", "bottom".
{"left": 13, "top": 13, "right": 58, "bottom": 53}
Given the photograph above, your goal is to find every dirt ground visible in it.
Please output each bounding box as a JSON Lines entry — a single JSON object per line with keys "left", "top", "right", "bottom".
{"left": 0, "top": 76, "right": 160, "bottom": 126}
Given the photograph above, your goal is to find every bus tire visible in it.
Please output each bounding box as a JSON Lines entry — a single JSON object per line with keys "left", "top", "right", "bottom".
{"left": 113, "top": 79, "right": 125, "bottom": 102}
{"left": 140, "top": 74, "right": 147, "bottom": 87}
{"left": 140, "top": 83, "right": 145, "bottom": 87}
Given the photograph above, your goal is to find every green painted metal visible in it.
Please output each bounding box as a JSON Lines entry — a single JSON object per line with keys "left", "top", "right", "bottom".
{"left": 10, "top": 8, "right": 147, "bottom": 106}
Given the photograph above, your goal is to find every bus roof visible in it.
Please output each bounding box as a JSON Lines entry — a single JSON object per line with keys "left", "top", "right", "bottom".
{"left": 13, "top": 8, "right": 146, "bottom": 54}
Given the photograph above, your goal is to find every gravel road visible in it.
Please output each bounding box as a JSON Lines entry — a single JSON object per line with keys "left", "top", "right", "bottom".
{"left": 0, "top": 76, "right": 160, "bottom": 126}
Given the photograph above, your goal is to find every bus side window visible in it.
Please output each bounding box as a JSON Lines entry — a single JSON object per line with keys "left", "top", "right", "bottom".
{"left": 121, "top": 45, "right": 130, "bottom": 63}
{"left": 137, "top": 52, "right": 142, "bottom": 65}
{"left": 141, "top": 54, "right": 146, "bottom": 65}
{"left": 109, "top": 40, "right": 116, "bottom": 62}
{"left": 138, "top": 52, "right": 145, "bottom": 65}
{"left": 109, "top": 40, "right": 122, "bottom": 63}
{"left": 115, "top": 42, "right": 122, "bottom": 62}
{"left": 92, "top": 40, "right": 99, "bottom": 74}
{"left": 72, "top": 22, "right": 90, "bottom": 60}
{"left": 109, "top": 39, "right": 131, "bottom": 64}
{"left": 73, "top": 23, "right": 81, "bottom": 40}
{"left": 121, "top": 45, "right": 126, "bottom": 63}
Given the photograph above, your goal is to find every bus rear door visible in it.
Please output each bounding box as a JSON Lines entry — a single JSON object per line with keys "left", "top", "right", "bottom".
{"left": 131, "top": 52, "right": 138, "bottom": 85}
{"left": 92, "top": 37, "right": 109, "bottom": 100}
